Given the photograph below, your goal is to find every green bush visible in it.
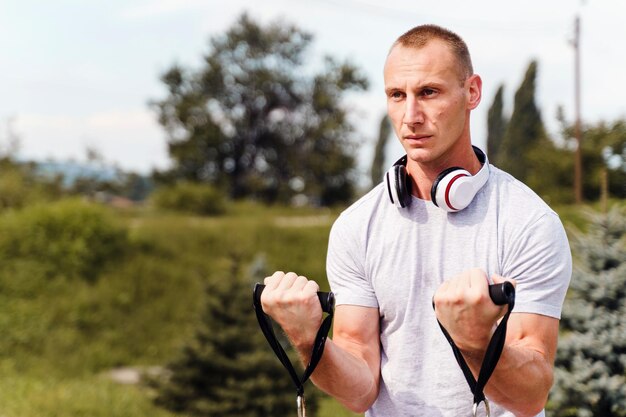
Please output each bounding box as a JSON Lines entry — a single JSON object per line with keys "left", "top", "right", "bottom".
{"left": 151, "top": 182, "right": 227, "bottom": 216}
{"left": 549, "top": 207, "right": 626, "bottom": 416}
{"left": 0, "top": 199, "right": 128, "bottom": 282}
{"left": 0, "top": 161, "right": 61, "bottom": 209}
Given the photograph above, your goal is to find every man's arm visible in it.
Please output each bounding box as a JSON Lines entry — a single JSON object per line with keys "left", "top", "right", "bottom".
{"left": 309, "top": 304, "right": 381, "bottom": 413}
{"left": 434, "top": 270, "right": 558, "bottom": 417}
{"left": 475, "top": 312, "right": 558, "bottom": 417}
{"left": 261, "top": 272, "right": 381, "bottom": 413}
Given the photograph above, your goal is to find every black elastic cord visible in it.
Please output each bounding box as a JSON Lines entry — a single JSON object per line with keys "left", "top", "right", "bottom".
{"left": 434, "top": 282, "right": 515, "bottom": 410}
{"left": 253, "top": 283, "right": 335, "bottom": 398}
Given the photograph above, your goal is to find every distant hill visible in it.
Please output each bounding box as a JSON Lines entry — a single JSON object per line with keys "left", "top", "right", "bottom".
{"left": 32, "top": 159, "right": 154, "bottom": 202}
{"left": 35, "top": 160, "right": 123, "bottom": 187}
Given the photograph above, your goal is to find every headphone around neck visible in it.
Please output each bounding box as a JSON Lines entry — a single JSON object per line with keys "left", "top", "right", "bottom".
{"left": 385, "top": 146, "right": 490, "bottom": 212}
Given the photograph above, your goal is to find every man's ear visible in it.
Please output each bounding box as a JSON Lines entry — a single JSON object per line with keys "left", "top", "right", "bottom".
{"left": 467, "top": 74, "right": 482, "bottom": 110}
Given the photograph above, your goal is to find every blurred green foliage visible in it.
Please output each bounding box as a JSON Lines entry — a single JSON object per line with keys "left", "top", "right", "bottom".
{"left": 0, "top": 199, "right": 349, "bottom": 416}
{"left": 370, "top": 114, "right": 392, "bottom": 189}
{"left": 0, "top": 374, "right": 183, "bottom": 417}
{"left": 487, "top": 61, "right": 626, "bottom": 205}
{"left": 152, "top": 13, "right": 368, "bottom": 205}
{"left": 495, "top": 61, "right": 548, "bottom": 183}
{"left": 151, "top": 182, "right": 228, "bottom": 216}
{"left": 0, "top": 158, "right": 63, "bottom": 209}
{"left": 548, "top": 206, "right": 626, "bottom": 417}
{"left": 0, "top": 199, "right": 128, "bottom": 282}
{"left": 151, "top": 253, "right": 317, "bottom": 417}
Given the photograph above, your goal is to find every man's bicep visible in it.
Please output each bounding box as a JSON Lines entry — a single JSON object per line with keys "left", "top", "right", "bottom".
{"left": 506, "top": 312, "right": 559, "bottom": 363}
{"left": 333, "top": 305, "right": 381, "bottom": 376}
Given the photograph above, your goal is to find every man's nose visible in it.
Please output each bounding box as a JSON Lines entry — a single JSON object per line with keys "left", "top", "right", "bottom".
{"left": 403, "top": 97, "right": 424, "bottom": 126}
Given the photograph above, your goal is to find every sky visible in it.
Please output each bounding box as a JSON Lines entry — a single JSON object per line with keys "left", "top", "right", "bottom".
{"left": 1, "top": 0, "right": 625, "bottom": 177}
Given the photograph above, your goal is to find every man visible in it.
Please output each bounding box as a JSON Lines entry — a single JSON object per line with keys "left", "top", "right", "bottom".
{"left": 261, "top": 24, "right": 571, "bottom": 417}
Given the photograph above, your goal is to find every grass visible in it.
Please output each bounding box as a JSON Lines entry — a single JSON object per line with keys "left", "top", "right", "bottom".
{"left": 318, "top": 398, "right": 363, "bottom": 417}
{"left": 0, "top": 372, "right": 186, "bottom": 417}
{"left": 0, "top": 200, "right": 348, "bottom": 416}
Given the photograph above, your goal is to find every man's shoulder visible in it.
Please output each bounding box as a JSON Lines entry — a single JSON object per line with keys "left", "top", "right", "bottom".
{"left": 486, "top": 165, "right": 567, "bottom": 252}
{"left": 336, "top": 182, "right": 389, "bottom": 223}
{"left": 488, "top": 165, "right": 556, "bottom": 216}
{"left": 329, "top": 182, "right": 399, "bottom": 246}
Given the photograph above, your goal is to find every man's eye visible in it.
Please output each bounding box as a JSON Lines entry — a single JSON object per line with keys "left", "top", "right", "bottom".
{"left": 390, "top": 91, "right": 404, "bottom": 100}
{"left": 422, "top": 88, "right": 437, "bottom": 96}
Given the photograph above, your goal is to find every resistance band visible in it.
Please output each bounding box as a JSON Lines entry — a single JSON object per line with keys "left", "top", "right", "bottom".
{"left": 434, "top": 282, "right": 516, "bottom": 417}
{"left": 253, "top": 283, "right": 335, "bottom": 417}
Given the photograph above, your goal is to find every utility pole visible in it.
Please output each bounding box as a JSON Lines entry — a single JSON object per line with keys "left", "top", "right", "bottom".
{"left": 572, "top": 15, "right": 583, "bottom": 204}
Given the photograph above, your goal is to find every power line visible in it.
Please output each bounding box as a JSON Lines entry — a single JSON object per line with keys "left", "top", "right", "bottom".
{"left": 297, "top": 0, "right": 566, "bottom": 34}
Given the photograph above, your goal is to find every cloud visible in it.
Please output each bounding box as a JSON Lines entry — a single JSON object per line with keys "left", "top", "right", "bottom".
{"left": 15, "top": 110, "right": 170, "bottom": 173}
{"left": 120, "top": 0, "right": 208, "bottom": 20}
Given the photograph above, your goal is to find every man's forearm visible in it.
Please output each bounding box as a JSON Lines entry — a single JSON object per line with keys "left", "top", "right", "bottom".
{"left": 463, "top": 336, "right": 554, "bottom": 417}
{"left": 299, "top": 338, "right": 380, "bottom": 413}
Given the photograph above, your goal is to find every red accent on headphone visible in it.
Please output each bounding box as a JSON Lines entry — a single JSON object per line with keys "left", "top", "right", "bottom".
{"left": 444, "top": 173, "right": 469, "bottom": 211}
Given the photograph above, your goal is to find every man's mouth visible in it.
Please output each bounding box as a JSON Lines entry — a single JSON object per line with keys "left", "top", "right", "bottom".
{"left": 404, "top": 134, "right": 431, "bottom": 141}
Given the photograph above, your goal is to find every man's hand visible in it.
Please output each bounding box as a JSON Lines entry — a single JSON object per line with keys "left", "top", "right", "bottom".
{"left": 433, "top": 268, "right": 516, "bottom": 354}
{"left": 261, "top": 271, "right": 323, "bottom": 351}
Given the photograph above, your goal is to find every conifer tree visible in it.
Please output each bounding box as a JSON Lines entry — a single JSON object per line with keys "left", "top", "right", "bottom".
{"left": 370, "top": 114, "right": 391, "bottom": 189}
{"left": 486, "top": 85, "right": 507, "bottom": 164}
{"left": 498, "top": 61, "right": 546, "bottom": 182}
{"left": 549, "top": 207, "right": 626, "bottom": 417}
{"left": 153, "top": 254, "right": 319, "bottom": 416}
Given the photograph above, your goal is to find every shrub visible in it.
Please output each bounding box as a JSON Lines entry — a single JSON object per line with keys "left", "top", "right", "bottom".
{"left": 0, "top": 161, "right": 61, "bottom": 209}
{"left": 151, "top": 253, "right": 320, "bottom": 417}
{"left": 0, "top": 199, "right": 128, "bottom": 282}
{"left": 549, "top": 207, "right": 626, "bottom": 416}
{"left": 151, "top": 182, "right": 227, "bottom": 216}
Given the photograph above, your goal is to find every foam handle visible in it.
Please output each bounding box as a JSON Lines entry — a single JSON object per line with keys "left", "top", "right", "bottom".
{"left": 254, "top": 283, "right": 335, "bottom": 314}
{"left": 488, "top": 282, "right": 515, "bottom": 306}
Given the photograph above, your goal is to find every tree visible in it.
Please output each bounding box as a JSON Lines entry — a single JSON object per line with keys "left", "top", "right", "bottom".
{"left": 548, "top": 207, "right": 626, "bottom": 417}
{"left": 530, "top": 115, "right": 626, "bottom": 204}
{"left": 524, "top": 141, "right": 574, "bottom": 204}
{"left": 486, "top": 85, "right": 507, "bottom": 164}
{"left": 117, "top": 172, "right": 154, "bottom": 202}
{"left": 561, "top": 119, "right": 626, "bottom": 201}
{"left": 152, "top": 253, "right": 319, "bottom": 416}
{"left": 152, "top": 13, "right": 368, "bottom": 205}
{"left": 370, "top": 114, "right": 391, "bottom": 189}
{"left": 497, "top": 61, "right": 547, "bottom": 182}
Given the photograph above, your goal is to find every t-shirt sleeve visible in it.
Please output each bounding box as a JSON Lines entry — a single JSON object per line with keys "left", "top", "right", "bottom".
{"left": 326, "top": 214, "right": 379, "bottom": 308}
{"left": 501, "top": 212, "right": 572, "bottom": 319}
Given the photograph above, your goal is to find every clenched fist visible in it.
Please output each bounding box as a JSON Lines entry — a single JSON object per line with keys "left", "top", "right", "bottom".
{"left": 261, "top": 271, "right": 323, "bottom": 351}
{"left": 433, "top": 268, "right": 515, "bottom": 354}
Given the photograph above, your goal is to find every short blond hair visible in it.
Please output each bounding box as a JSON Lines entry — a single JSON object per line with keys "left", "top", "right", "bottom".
{"left": 392, "top": 24, "right": 474, "bottom": 82}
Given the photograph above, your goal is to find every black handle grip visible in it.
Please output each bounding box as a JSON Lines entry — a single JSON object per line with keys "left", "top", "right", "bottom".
{"left": 488, "top": 282, "right": 515, "bottom": 306}
{"left": 253, "top": 283, "right": 335, "bottom": 314}
{"left": 432, "top": 282, "right": 515, "bottom": 310}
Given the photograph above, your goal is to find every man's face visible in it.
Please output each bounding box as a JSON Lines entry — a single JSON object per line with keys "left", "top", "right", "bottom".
{"left": 383, "top": 40, "right": 481, "bottom": 168}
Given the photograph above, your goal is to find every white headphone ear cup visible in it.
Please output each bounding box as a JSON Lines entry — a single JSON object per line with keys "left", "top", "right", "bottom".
{"left": 432, "top": 168, "right": 471, "bottom": 212}
{"left": 429, "top": 146, "right": 490, "bottom": 212}
{"left": 447, "top": 176, "right": 475, "bottom": 211}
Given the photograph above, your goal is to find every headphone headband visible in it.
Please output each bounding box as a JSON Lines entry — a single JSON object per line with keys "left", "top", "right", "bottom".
{"left": 470, "top": 146, "right": 489, "bottom": 193}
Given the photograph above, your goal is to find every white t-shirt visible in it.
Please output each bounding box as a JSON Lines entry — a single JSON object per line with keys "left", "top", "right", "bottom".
{"left": 326, "top": 165, "right": 572, "bottom": 417}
